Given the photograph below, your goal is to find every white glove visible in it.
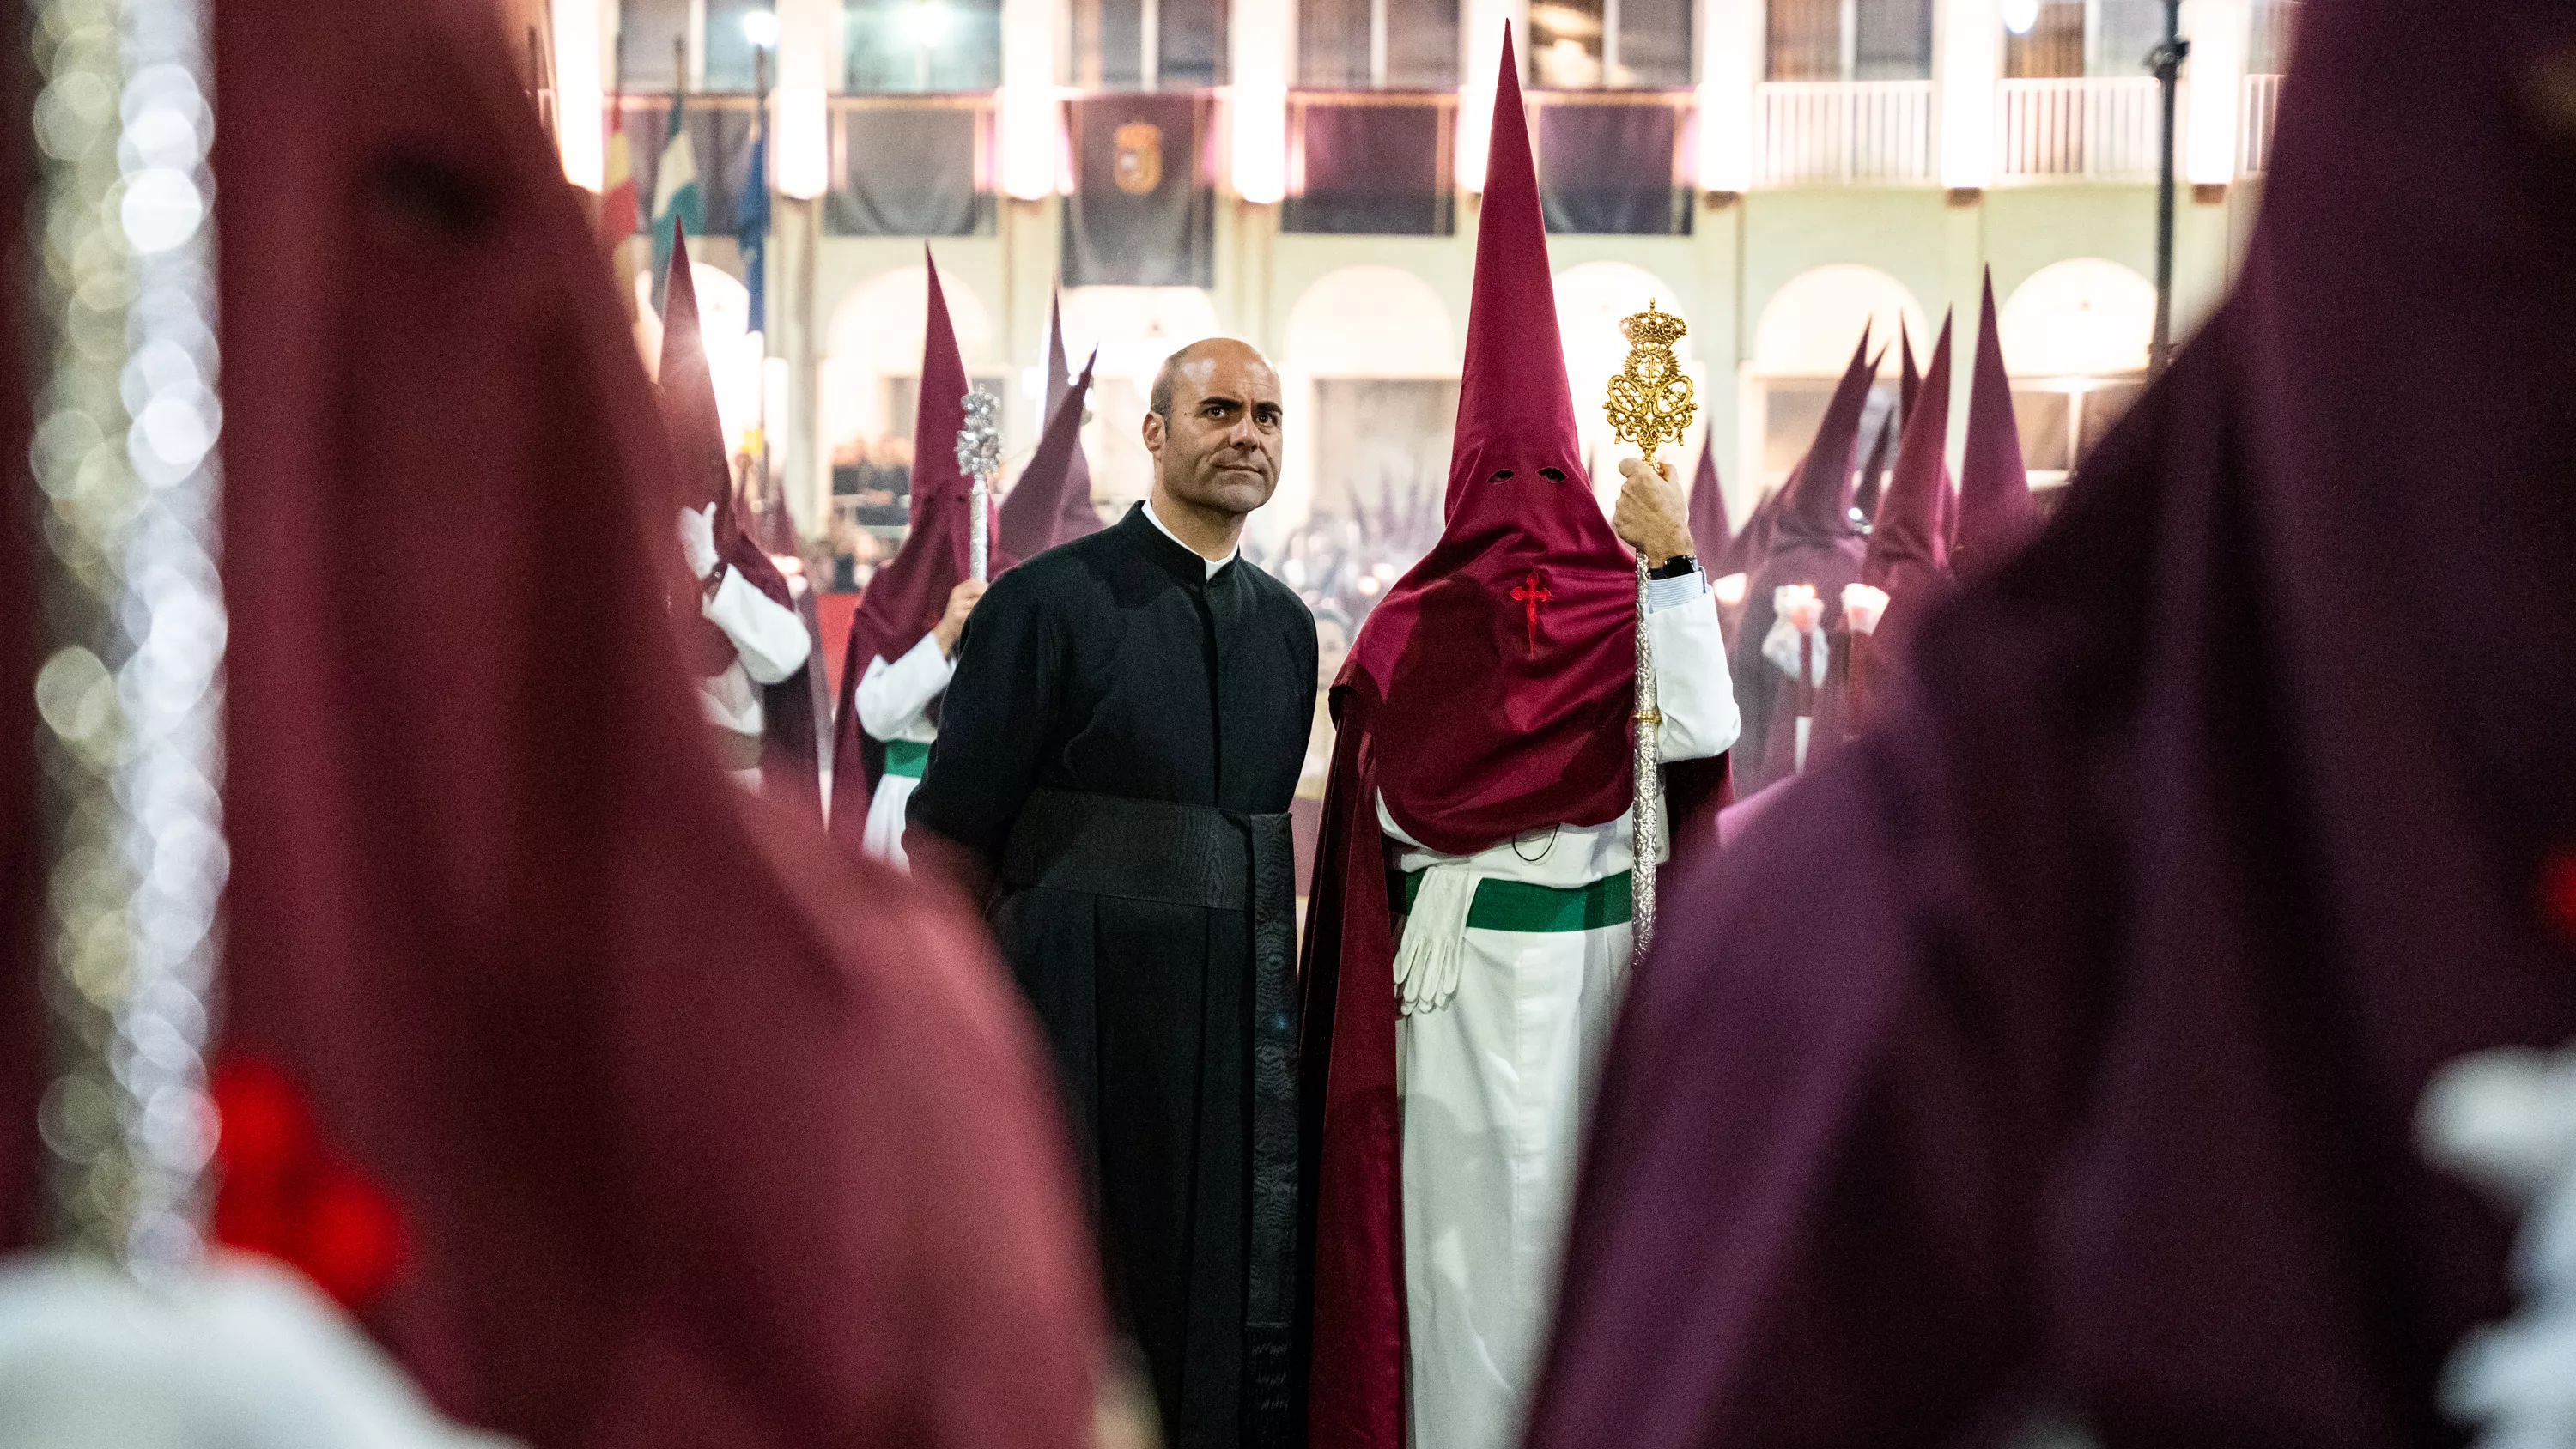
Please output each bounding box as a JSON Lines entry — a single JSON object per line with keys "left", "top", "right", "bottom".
{"left": 676, "top": 502, "right": 720, "bottom": 581}
{"left": 1842, "top": 583, "right": 1890, "bottom": 637}
{"left": 1763, "top": 612, "right": 1829, "bottom": 687}
{"left": 2421, "top": 1041, "right": 2576, "bottom": 1449}
{"left": 1392, "top": 867, "right": 1474, "bottom": 1016}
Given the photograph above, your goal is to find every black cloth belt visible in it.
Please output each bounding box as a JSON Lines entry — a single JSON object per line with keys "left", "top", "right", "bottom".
{"left": 999, "top": 787, "right": 1301, "bottom": 1446}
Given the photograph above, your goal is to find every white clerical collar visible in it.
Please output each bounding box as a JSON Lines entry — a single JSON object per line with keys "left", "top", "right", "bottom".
{"left": 1142, "top": 498, "right": 1238, "bottom": 579}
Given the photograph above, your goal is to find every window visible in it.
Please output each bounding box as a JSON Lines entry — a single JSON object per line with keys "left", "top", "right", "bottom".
{"left": 2006, "top": 0, "right": 2169, "bottom": 80}
{"left": 2013, "top": 378, "right": 2143, "bottom": 479}
{"left": 1528, "top": 0, "right": 1691, "bottom": 89}
{"left": 1298, "top": 0, "right": 1460, "bottom": 88}
{"left": 843, "top": 0, "right": 1003, "bottom": 91}
{"left": 617, "top": 0, "right": 777, "bottom": 89}
{"left": 1071, "top": 0, "right": 1227, "bottom": 88}
{"left": 1765, "top": 0, "right": 1931, "bottom": 82}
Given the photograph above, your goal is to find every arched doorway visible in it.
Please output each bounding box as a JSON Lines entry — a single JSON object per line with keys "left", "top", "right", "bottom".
{"left": 1999, "top": 258, "right": 2154, "bottom": 486}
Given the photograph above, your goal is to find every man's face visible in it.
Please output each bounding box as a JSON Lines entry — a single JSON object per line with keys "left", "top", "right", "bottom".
{"left": 1145, "top": 343, "right": 1285, "bottom": 517}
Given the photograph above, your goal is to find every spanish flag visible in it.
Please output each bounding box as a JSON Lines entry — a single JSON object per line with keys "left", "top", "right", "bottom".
{"left": 598, "top": 93, "right": 637, "bottom": 250}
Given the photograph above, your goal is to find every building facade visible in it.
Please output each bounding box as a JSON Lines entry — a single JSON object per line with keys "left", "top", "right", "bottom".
{"left": 540, "top": 0, "right": 2293, "bottom": 586}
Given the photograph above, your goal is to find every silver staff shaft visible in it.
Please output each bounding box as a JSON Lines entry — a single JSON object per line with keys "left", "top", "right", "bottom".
{"left": 1631, "top": 546, "right": 1660, "bottom": 960}
{"left": 969, "top": 477, "right": 990, "bottom": 582}
{"left": 33, "top": 0, "right": 228, "bottom": 1276}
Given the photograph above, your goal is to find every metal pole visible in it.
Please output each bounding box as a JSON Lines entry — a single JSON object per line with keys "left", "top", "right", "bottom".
{"left": 2147, "top": 0, "right": 2189, "bottom": 376}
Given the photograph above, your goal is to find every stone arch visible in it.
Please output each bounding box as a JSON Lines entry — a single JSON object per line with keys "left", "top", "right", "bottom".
{"left": 1750, "top": 264, "right": 1929, "bottom": 377}
{"left": 1999, "top": 258, "right": 2156, "bottom": 378}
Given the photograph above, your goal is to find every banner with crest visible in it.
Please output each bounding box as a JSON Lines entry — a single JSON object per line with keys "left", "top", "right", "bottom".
{"left": 1061, "top": 93, "right": 1215, "bottom": 288}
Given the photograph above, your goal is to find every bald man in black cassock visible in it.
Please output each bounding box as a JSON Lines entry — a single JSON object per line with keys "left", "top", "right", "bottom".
{"left": 908, "top": 338, "right": 1315, "bottom": 1449}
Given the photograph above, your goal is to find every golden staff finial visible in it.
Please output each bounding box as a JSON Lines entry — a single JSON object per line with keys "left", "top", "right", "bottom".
{"left": 1605, "top": 300, "right": 1697, "bottom": 459}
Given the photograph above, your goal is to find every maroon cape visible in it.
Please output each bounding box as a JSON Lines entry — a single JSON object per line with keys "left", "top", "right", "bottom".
{"left": 1300, "top": 29, "right": 1726, "bottom": 1449}
{"left": 1, "top": 4, "right": 1103, "bottom": 1446}
{"left": 1526, "top": 1, "right": 2576, "bottom": 1444}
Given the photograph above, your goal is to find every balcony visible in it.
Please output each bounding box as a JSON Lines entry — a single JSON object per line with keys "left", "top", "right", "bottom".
{"left": 1753, "top": 81, "right": 1936, "bottom": 186}
{"left": 1995, "top": 76, "right": 2167, "bottom": 182}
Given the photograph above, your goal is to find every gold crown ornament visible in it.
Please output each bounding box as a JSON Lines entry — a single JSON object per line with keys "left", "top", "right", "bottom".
{"left": 1604, "top": 300, "right": 1697, "bottom": 458}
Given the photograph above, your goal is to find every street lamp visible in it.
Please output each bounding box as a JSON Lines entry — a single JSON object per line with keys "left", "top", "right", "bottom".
{"left": 741, "top": 9, "right": 780, "bottom": 51}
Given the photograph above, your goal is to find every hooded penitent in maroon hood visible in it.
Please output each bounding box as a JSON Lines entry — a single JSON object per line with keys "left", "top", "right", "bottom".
{"left": 1686, "top": 439, "right": 1741, "bottom": 646}
{"left": 1300, "top": 28, "right": 1738, "bottom": 1449}
{"left": 1953, "top": 268, "right": 2037, "bottom": 581}
{"left": 1849, "top": 312, "right": 1955, "bottom": 732}
{"left": 827, "top": 251, "right": 1012, "bottom": 866}
{"left": 997, "top": 294, "right": 1103, "bottom": 559}
{"left": 2, "top": 3, "right": 1103, "bottom": 1445}
{"left": 1726, "top": 333, "right": 1875, "bottom": 794}
{"left": 1524, "top": 2, "right": 2576, "bottom": 1446}
{"left": 658, "top": 227, "right": 823, "bottom": 822}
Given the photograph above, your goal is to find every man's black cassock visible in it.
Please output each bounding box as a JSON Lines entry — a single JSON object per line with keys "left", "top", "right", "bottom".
{"left": 909, "top": 503, "right": 1317, "bottom": 1449}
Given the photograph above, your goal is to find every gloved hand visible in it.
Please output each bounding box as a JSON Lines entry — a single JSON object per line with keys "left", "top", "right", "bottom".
{"left": 676, "top": 502, "right": 720, "bottom": 581}
{"left": 1392, "top": 868, "right": 1473, "bottom": 1016}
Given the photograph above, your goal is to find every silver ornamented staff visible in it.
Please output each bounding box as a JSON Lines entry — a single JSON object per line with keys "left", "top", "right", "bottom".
{"left": 29, "top": 0, "right": 228, "bottom": 1275}
{"left": 1603, "top": 301, "right": 1697, "bottom": 961}
{"left": 956, "top": 387, "right": 1002, "bottom": 583}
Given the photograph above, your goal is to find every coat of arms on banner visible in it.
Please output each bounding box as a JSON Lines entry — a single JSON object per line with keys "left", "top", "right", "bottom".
{"left": 1113, "top": 123, "right": 1163, "bottom": 194}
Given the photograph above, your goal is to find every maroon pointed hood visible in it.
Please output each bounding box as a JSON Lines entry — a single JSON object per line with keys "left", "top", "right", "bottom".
{"left": 1688, "top": 436, "right": 1732, "bottom": 567}
{"left": 831, "top": 250, "right": 1011, "bottom": 843}
{"left": 1899, "top": 317, "right": 1922, "bottom": 422}
{"left": 998, "top": 346, "right": 1098, "bottom": 560}
{"left": 1777, "top": 332, "right": 1876, "bottom": 544}
{"left": 1045, "top": 293, "right": 1098, "bottom": 542}
{"left": 1867, "top": 312, "right": 1953, "bottom": 585}
{"left": 1852, "top": 402, "right": 1895, "bottom": 527}
{"left": 1336, "top": 24, "right": 1643, "bottom": 857}
{"left": 1954, "top": 269, "right": 2036, "bottom": 578}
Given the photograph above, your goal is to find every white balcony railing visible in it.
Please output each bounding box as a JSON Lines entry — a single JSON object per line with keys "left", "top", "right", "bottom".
{"left": 2239, "top": 72, "right": 2285, "bottom": 176}
{"left": 1753, "top": 81, "right": 1936, "bottom": 186}
{"left": 1996, "top": 76, "right": 2168, "bottom": 181}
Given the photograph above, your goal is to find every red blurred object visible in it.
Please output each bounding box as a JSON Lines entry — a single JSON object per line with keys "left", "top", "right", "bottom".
{"left": 209, "top": 1057, "right": 406, "bottom": 1310}
{"left": 2543, "top": 849, "right": 2576, "bottom": 949}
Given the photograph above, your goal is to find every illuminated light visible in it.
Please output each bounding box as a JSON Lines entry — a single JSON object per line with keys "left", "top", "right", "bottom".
{"left": 775, "top": 83, "right": 829, "bottom": 198}
{"left": 741, "top": 9, "right": 780, "bottom": 48}
{"left": 2184, "top": 0, "right": 2247, "bottom": 185}
{"left": 1714, "top": 572, "right": 1747, "bottom": 606}
{"left": 905, "top": 0, "right": 953, "bottom": 46}
{"left": 997, "top": 0, "right": 1058, "bottom": 198}
{"left": 550, "top": 0, "right": 606, "bottom": 189}
{"left": 1229, "top": 0, "right": 1291, "bottom": 205}
{"left": 1940, "top": 0, "right": 2001, "bottom": 189}
{"left": 2001, "top": 0, "right": 2038, "bottom": 35}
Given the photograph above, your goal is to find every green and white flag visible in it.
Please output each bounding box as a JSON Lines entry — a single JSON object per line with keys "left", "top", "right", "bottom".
{"left": 647, "top": 89, "right": 702, "bottom": 308}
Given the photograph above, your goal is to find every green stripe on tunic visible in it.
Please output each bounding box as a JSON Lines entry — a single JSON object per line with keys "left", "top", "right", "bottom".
{"left": 1400, "top": 867, "right": 1634, "bottom": 933}
{"left": 882, "top": 739, "right": 931, "bottom": 779}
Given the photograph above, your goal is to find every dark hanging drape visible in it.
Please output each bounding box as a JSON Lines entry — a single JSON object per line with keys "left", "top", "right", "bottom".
{"left": 826, "top": 105, "right": 993, "bottom": 238}
{"left": 1536, "top": 100, "right": 1690, "bottom": 236}
{"left": 1284, "top": 98, "right": 1453, "bottom": 236}
{"left": 1060, "top": 93, "right": 1216, "bottom": 287}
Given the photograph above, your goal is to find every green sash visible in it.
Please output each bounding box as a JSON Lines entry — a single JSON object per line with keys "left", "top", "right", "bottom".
{"left": 882, "top": 739, "right": 931, "bottom": 779}
{"left": 1400, "top": 867, "right": 1634, "bottom": 934}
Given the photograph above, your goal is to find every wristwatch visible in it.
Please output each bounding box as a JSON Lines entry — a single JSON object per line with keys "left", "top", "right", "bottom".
{"left": 1649, "top": 553, "right": 1698, "bottom": 580}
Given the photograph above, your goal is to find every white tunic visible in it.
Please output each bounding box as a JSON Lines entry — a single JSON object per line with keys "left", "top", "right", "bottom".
{"left": 697, "top": 567, "right": 813, "bottom": 788}
{"left": 1389, "top": 571, "right": 1739, "bottom": 1449}
{"left": 853, "top": 631, "right": 953, "bottom": 870}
